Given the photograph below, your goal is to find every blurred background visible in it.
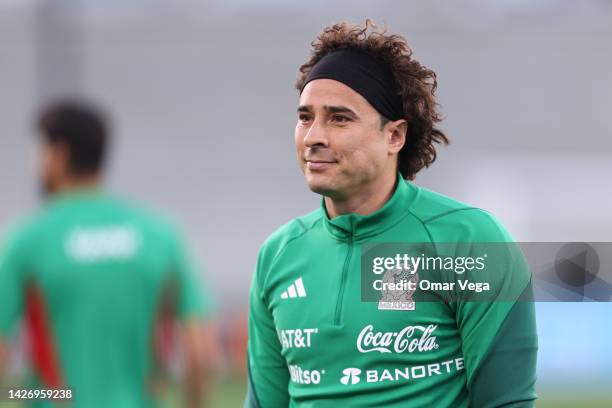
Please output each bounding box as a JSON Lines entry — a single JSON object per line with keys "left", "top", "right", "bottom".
{"left": 1, "top": 0, "right": 611, "bottom": 406}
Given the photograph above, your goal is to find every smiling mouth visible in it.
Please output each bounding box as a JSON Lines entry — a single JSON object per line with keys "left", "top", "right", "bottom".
{"left": 306, "top": 160, "right": 336, "bottom": 171}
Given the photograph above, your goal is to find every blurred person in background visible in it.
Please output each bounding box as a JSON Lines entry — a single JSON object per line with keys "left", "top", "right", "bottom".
{"left": 0, "top": 100, "right": 217, "bottom": 407}
{"left": 245, "top": 21, "right": 537, "bottom": 407}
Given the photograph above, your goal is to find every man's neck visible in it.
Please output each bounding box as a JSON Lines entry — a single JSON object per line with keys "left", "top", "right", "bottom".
{"left": 54, "top": 174, "right": 101, "bottom": 195}
{"left": 325, "top": 172, "right": 397, "bottom": 219}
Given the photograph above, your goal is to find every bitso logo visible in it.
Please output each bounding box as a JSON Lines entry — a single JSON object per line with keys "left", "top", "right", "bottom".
{"left": 288, "top": 364, "right": 325, "bottom": 385}
{"left": 340, "top": 368, "right": 361, "bottom": 385}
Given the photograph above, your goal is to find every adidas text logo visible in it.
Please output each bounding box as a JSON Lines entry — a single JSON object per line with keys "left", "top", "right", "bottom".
{"left": 280, "top": 277, "right": 307, "bottom": 299}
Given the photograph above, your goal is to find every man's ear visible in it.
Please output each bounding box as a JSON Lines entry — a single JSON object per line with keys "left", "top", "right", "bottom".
{"left": 48, "top": 142, "right": 71, "bottom": 176}
{"left": 386, "top": 119, "right": 408, "bottom": 155}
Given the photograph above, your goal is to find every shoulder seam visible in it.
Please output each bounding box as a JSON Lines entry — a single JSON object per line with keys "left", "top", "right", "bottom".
{"left": 406, "top": 208, "right": 437, "bottom": 252}
{"left": 266, "top": 216, "right": 323, "bottom": 280}
{"left": 422, "top": 207, "right": 481, "bottom": 224}
{"left": 294, "top": 217, "right": 307, "bottom": 231}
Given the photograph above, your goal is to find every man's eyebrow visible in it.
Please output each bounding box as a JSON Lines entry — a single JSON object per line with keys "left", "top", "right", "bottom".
{"left": 297, "top": 105, "right": 359, "bottom": 117}
{"left": 297, "top": 105, "right": 312, "bottom": 113}
{"left": 325, "top": 105, "right": 358, "bottom": 117}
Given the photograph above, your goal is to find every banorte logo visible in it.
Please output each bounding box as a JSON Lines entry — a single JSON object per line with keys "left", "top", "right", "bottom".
{"left": 357, "top": 324, "right": 439, "bottom": 354}
{"left": 340, "top": 368, "right": 361, "bottom": 385}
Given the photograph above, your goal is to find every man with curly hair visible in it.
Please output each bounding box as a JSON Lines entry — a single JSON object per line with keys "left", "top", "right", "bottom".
{"left": 245, "top": 21, "right": 537, "bottom": 407}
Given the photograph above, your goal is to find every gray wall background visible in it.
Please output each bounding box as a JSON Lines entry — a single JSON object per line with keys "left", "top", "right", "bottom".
{"left": 1, "top": 0, "right": 611, "bottom": 386}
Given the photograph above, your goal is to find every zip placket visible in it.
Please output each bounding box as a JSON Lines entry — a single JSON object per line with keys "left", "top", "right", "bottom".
{"left": 333, "top": 233, "right": 354, "bottom": 326}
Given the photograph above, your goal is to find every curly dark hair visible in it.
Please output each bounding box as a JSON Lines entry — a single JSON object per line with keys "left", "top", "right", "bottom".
{"left": 296, "top": 21, "right": 449, "bottom": 180}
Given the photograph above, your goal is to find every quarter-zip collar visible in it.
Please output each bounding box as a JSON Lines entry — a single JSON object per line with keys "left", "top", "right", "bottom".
{"left": 321, "top": 175, "right": 419, "bottom": 242}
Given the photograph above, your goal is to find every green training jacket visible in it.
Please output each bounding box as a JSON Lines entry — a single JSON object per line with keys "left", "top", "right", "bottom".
{"left": 246, "top": 177, "right": 537, "bottom": 408}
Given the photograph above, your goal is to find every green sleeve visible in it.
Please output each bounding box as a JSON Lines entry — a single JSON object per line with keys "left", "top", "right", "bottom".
{"left": 467, "top": 281, "right": 538, "bottom": 408}
{"left": 168, "top": 228, "right": 214, "bottom": 320}
{"left": 450, "top": 213, "right": 537, "bottom": 407}
{"left": 0, "top": 227, "right": 29, "bottom": 337}
{"left": 244, "top": 249, "right": 289, "bottom": 408}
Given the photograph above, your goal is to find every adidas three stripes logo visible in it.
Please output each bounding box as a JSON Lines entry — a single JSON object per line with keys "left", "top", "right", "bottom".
{"left": 280, "top": 277, "right": 307, "bottom": 299}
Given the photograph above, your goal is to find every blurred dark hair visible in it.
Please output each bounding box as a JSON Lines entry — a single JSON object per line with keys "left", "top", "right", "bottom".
{"left": 296, "top": 21, "right": 449, "bottom": 180}
{"left": 37, "top": 100, "right": 109, "bottom": 175}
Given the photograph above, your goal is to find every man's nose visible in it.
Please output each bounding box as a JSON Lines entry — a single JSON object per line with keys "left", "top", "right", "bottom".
{"left": 303, "top": 119, "right": 329, "bottom": 148}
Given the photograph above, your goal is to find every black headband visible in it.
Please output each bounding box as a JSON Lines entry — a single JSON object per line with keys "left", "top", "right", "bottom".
{"left": 301, "top": 48, "right": 404, "bottom": 121}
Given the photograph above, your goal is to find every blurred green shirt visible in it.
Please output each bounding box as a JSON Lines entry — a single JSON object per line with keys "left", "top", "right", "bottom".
{"left": 0, "top": 189, "right": 213, "bottom": 408}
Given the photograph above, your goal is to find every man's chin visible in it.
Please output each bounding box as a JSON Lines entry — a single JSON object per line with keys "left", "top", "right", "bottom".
{"left": 305, "top": 176, "right": 336, "bottom": 197}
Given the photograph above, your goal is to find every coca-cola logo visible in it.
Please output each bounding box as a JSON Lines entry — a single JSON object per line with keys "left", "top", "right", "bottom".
{"left": 356, "top": 324, "right": 439, "bottom": 354}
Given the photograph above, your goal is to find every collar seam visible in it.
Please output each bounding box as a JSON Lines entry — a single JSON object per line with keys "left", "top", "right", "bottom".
{"left": 266, "top": 216, "right": 324, "bottom": 277}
